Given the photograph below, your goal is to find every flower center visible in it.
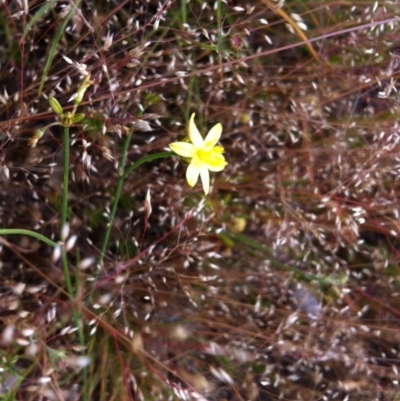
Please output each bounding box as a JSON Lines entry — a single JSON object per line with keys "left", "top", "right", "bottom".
{"left": 197, "top": 149, "right": 209, "bottom": 160}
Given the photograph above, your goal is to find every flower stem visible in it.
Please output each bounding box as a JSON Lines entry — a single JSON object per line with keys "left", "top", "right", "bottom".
{"left": 61, "top": 126, "right": 88, "bottom": 398}
{"left": 98, "top": 148, "right": 174, "bottom": 269}
{"left": 98, "top": 131, "right": 133, "bottom": 269}
{"left": 60, "top": 127, "right": 74, "bottom": 298}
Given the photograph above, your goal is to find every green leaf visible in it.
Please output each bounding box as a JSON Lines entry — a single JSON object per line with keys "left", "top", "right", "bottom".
{"left": 122, "top": 151, "right": 174, "bottom": 180}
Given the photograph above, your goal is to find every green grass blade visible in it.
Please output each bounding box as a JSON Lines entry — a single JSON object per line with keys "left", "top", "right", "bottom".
{"left": 22, "top": 0, "right": 58, "bottom": 42}
{"left": 0, "top": 229, "right": 58, "bottom": 247}
{"left": 38, "top": 0, "right": 83, "bottom": 95}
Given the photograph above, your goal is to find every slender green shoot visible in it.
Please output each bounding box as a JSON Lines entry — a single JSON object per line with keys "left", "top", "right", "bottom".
{"left": 38, "top": 0, "right": 83, "bottom": 95}
{"left": 0, "top": 229, "right": 58, "bottom": 247}
{"left": 21, "top": 0, "right": 58, "bottom": 42}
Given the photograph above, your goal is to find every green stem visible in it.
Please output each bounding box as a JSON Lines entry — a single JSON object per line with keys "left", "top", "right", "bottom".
{"left": 98, "top": 149, "right": 174, "bottom": 268}
{"left": 61, "top": 126, "right": 87, "bottom": 398}
{"left": 180, "top": 0, "right": 187, "bottom": 25}
{"left": 60, "top": 127, "right": 74, "bottom": 301}
{"left": 216, "top": 0, "right": 222, "bottom": 34}
{"left": 60, "top": 128, "right": 82, "bottom": 317}
{"left": 98, "top": 131, "right": 133, "bottom": 268}
{"left": 61, "top": 127, "right": 70, "bottom": 239}
{"left": 60, "top": 125, "right": 84, "bottom": 302}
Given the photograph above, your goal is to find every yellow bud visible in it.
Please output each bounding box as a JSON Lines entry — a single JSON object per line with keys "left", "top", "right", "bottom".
{"left": 28, "top": 127, "right": 45, "bottom": 147}
{"left": 49, "top": 97, "right": 63, "bottom": 116}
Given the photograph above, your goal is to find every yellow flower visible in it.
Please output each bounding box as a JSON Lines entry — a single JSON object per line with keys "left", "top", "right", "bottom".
{"left": 169, "top": 113, "right": 227, "bottom": 195}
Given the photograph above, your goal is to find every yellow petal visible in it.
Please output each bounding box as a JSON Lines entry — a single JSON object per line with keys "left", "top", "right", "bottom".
{"left": 186, "top": 157, "right": 201, "bottom": 187}
{"left": 199, "top": 164, "right": 210, "bottom": 195}
{"left": 208, "top": 161, "right": 227, "bottom": 172}
{"left": 188, "top": 113, "right": 204, "bottom": 149}
{"left": 211, "top": 145, "right": 225, "bottom": 154}
{"left": 169, "top": 142, "right": 196, "bottom": 158}
{"left": 198, "top": 151, "right": 227, "bottom": 172}
{"left": 203, "top": 123, "right": 222, "bottom": 151}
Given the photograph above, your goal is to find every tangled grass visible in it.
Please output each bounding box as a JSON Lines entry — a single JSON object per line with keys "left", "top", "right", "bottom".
{"left": 0, "top": 1, "right": 400, "bottom": 400}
